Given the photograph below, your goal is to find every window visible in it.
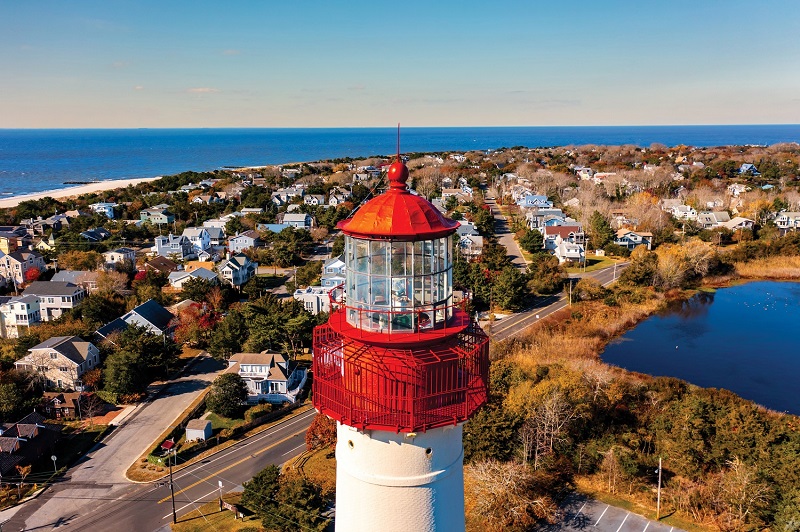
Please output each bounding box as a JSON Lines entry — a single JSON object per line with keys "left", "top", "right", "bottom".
{"left": 50, "top": 352, "right": 58, "bottom": 359}
{"left": 47, "top": 297, "right": 55, "bottom": 304}
{"left": 59, "top": 366, "right": 68, "bottom": 372}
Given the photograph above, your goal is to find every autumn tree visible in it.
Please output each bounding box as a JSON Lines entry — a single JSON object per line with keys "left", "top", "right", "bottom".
{"left": 57, "top": 250, "right": 103, "bottom": 271}
{"left": 305, "top": 413, "right": 336, "bottom": 451}
{"left": 464, "top": 459, "right": 557, "bottom": 531}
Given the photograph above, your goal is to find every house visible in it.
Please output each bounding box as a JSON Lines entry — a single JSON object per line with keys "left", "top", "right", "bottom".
{"left": 328, "top": 193, "right": 349, "bottom": 207}
{"left": 22, "top": 281, "right": 86, "bottom": 321}
{"left": 185, "top": 419, "right": 212, "bottom": 442}
{"left": 228, "top": 230, "right": 262, "bottom": 253}
{"left": 0, "top": 295, "right": 41, "bottom": 339}
{"left": 738, "top": 163, "right": 760, "bottom": 176}
{"left": 227, "top": 350, "right": 306, "bottom": 404}
{"left": 321, "top": 255, "right": 346, "bottom": 289}
{"left": 202, "top": 218, "right": 228, "bottom": 230}
{"left": 459, "top": 235, "right": 484, "bottom": 258}
{"left": 144, "top": 256, "right": 179, "bottom": 275}
{"left": 720, "top": 217, "right": 755, "bottom": 232}
{"left": 152, "top": 234, "right": 194, "bottom": 260}
{"left": 0, "top": 412, "right": 61, "bottom": 478}
{"left": 95, "top": 299, "right": 176, "bottom": 341}
{"left": 293, "top": 286, "right": 333, "bottom": 314}
{"left": 205, "top": 226, "right": 226, "bottom": 247}
{"left": 89, "top": 202, "right": 118, "bottom": 219}
{"left": 35, "top": 233, "right": 57, "bottom": 253}
{"left": 614, "top": 229, "right": 654, "bottom": 251}
{"left": 167, "top": 267, "right": 218, "bottom": 289}
{"left": 182, "top": 227, "right": 211, "bottom": 254}
{"left": 103, "top": 248, "right": 136, "bottom": 269}
{"left": 554, "top": 241, "right": 585, "bottom": 264}
{"left": 304, "top": 194, "right": 326, "bottom": 206}
{"left": 241, "top": 207, "right": 264, "bottom": 215}
{"left": 283, "top": 213, "right": 313, "bottom": 229}
{"left": 516, "top": 194, "right": 553, "bottom": 209}
{"left": 526, "top": 208, "right": 568, "bottom": 230}
{"left": 191, "top": 194, "right": 223, "bottom": 205}
{"left": 542, "top": 225, "right": 585, "bottom": 251}
{"left": 727, "top": 183, "right": 750, "bottom": 197}
{"left": 0, "top": 250, "right": 47, "bottom": 287}
{"left": 440, "top": 188, "right": 472, "bottom": 204}
{"left": 671, "top": 204, "right": 698, "bottom": 221}
{"left": 14, "top": 336, "right": 100, "bottom": 390}
{"left": 697, "top": 211, "right": 731, "bottom": 229}
{"left": 775, "top": 212, "right": 800, "bottom": 234}
{"left": 140, "top": 205, "right": 175, "bottom": 225}
{"left": 217, "top": 254, "right": 258, "bottom": 288}
{"left": 51, "top": 270, "right": 100, "bottom": 292}
{"left": 456, "top": 222, "right": 480, "bottom": 238}
{"left": 40, "top": 392, "right": 94, "bottom": 419}
{"left": 79, "top": 227, "right": 112, "bottom": 242}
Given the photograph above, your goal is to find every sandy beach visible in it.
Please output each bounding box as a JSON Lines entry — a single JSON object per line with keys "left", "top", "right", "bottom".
{"left": 0, "top": 177, "right": 161, "bottom": 209}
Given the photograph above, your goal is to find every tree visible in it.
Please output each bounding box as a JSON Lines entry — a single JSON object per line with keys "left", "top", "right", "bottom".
{"left": 57, "top": 250, "right": 103, "bottom": 271}
{"left": 24, "top": 267, "right": 41, "bottom": 283}
{"left": 492, "top": 266, "right": 527, "bottom": 311}
{"left": 103, "top": 349, "right": 147, "bottom": 397}
{"left": 208, "top": 309, "right": 248, "bottom": 360}
{"left": 526, "top": 254, "right": 565, "bottom": 295}
{"left": 206, "top": 373, "right": 247, "bottom": 419}
{"left": 714, "top": 457, "right": 771, "bottom": 531}
{"left": 464, "top": 459, "right": 557, "bottom": 531}
{"left": 589, "top": 211, "right": 615, "bottom": 249}
{"left": 305, "top": 413, "right": 336, "bottom": 451}
{"left": 242, "top": 464, "right": 280, "bottom": 517}
{"left": 96, "top": 270, "right": 129, "bottom": 294}
{"left": 619, "top": 245, "right": 658, "bottom": 287}
{"left": 180, "top": 277, "right": 217, "bottom": 302}
{"left": 518, "top": 229, "right": 543, "bottom": 253}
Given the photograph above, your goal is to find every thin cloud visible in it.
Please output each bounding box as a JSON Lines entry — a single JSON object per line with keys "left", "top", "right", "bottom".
{"left": 222, "top": 49, "right": 241, "bottom": 56}
{"left": 187, "top": 88, "right": 221, "bottom": 94}
{"left": 134, "top": 85, "right": 144, "bottom": 91}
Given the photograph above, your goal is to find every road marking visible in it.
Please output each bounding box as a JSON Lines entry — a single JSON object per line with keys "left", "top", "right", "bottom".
{"left": 163, "top": 488, "right": 218, "bottom": 519}
{"left": 615, "top": 512, "right": 630, "bottom": 532}
{"left": 170, "top": 408, "right": 314, "bottom": 483}
{"left": 283, "top": 443, "right": 305, "bottom": 456}
{"left": 577, "top": 502, "right": 587, "bottom": 515}
{"left": 594, "top": 505, "right": 609, "bottom": 526}
{"left": 158, "top": 428, "right": 306, "bottom": 503}
{"left": 642, "top": 522, "right": 649, "bottom": 532}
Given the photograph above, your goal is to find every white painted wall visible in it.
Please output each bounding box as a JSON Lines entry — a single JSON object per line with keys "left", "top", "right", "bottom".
{"left": 335, "top": 422, "right": 465, "bottom": 532}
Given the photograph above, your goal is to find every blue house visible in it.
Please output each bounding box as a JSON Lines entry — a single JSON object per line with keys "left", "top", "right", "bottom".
{"left": 516, "top": 194, "right": 553, "bottom": 209}
{"left": 739, "top": 163, "right": 760, "bottom": 176}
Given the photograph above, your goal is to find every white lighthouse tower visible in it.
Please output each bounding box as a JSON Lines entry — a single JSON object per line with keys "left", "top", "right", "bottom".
{"left": 313, "top": 155, "right": 489, "bottom": 531}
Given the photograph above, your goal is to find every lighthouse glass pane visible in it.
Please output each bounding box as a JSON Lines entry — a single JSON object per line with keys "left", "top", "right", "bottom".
{"left": 344, "top": 235, "right": 455, "bottom": 332}
{"left": 371, "top": 241, "right": 388, "bottom": 275}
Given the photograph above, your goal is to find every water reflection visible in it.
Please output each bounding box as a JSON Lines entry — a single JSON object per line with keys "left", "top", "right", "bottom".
{"left": 603, "top": 281, "right": 800, "bottom": 415}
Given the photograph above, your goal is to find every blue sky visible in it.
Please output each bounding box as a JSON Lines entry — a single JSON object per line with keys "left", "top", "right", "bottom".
{"left": 2, "top": 0, "right": 799, "bottom": 128}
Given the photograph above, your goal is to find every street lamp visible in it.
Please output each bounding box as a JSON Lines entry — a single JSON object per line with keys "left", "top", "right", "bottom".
{"left": 51, "top": 455, "right": 57, "bottom": 474}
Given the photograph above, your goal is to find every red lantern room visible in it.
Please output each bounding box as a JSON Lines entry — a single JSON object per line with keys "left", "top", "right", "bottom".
{"left": 312, "top": 157, "right": 489, "bottom": 433}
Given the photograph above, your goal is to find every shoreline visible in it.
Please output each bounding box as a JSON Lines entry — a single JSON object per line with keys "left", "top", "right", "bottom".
{"left": 0, "top": 177, "right": 161, "bottom": 209}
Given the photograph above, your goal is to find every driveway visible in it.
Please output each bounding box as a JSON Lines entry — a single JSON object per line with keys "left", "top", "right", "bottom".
{"left": 0, "top": 354, "right": 225, "bottom": 531}
{"left": 538, "top": 493, "right": 685, "bottom": 532}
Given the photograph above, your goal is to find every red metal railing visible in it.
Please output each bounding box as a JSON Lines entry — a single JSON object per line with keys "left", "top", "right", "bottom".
{"left": 312, "top": 321, "right": 489, "bottom": 433}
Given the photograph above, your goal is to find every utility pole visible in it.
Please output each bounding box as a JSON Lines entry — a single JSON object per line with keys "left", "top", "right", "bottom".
{"left": 169, "top": 451, "right": 177, "bottom": 524}
{"left": 656, "top": 456, "right": 662, "bottom": 520}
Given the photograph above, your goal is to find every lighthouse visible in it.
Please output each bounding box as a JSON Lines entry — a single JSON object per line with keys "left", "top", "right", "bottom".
{"left": 312, "top": 153, "right": 489, "bottom": 531}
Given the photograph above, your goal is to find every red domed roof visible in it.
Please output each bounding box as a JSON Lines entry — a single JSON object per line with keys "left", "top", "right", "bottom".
{"left": 338, "top": 159, "right": 459, "bottom": 240}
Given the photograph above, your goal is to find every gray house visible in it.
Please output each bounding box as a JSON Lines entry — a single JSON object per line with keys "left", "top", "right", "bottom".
{"left": 22, "top": 281, "right": 87, "bottom": 322}
{"left": 228, "top": 230, "right": 262, "bottom": 253}
{"left": 95, "top": 299, "right": 175, "bottom": 341}
{"left": 152, "top": 234, "right": 194, "bottom": 260}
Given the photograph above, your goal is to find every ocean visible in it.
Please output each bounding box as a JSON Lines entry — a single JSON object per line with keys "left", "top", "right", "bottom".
{"left": 1, "top": 125, "right": 799, "bottom": 198}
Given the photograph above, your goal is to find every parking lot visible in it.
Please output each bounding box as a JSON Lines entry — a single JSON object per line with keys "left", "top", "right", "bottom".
{"left": 537, "top": 494, "right": 685, "bottom": 532}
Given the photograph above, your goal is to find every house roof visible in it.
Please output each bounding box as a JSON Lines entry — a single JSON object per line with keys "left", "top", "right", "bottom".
{"left": 229, "top": 350, "right": 288, "bottom": 366}
{"left": 182, "top": 227, "right": 208, "bottom": 238}
{"left": 127, "top": 299, "right": 174, "bottom": 331}
{"left": 5, "top": 250, "right": 43, "bottom": 263}
{"left": 29, "top": 336, "right": 95, "bottom": 365}
{"left": 52, "top": 270, "right": 98, "bottom": 285}
{"left": 95, "top": 318, "right": 127, "bottom": 339}
{"left": 145, "top": 256, "right": 178, "bottom": 273}
{"left": 186, "top": 419, "right": 211, "bottom": 431}
{"left": 23, "top": 281, "right": 83, "bottom": 297}
{"left": 284, "top": 213, "right": 311, "bottom": 222}
{"left": 544, "top": 225, "right": 583, "bottom": 239}
{"left": 231, "top": 230, "right": 260, "bottom": 241}
{"left": 616, "top": 229, "right": 653, "bottom": 238}
{"left": 219, "top": 254, "right": 251, "bottom": 271}
{"left": 104, "top": 247, "right": 135, "bottom": 256}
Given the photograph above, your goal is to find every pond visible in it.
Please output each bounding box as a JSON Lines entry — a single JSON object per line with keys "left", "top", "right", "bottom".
{"left": 602, "top": 281, "right": 800, "bottom": 415}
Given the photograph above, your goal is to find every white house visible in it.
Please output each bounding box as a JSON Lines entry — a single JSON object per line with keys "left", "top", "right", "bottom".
{"left": 152, "top": 234, "right": 194, "bottom": 260}
{"left": 293, "top": 286, "right": 333, "bottom": 315}
{"left": 283, "top": 213, "right": 313, "bottom": 229}
{"left": 228, "top": 230, "right": 262, "bottom": 253}
{"left": 89, "top": 202, "right": 118, "bottom": 219}
{"left": 227, "top": 351, "right": 306, "bottom": 404}
{"left": 720, "top": 217, "right": 755, "bottom": 232}
{"left": 554, "top": 240, "right": 585, "bottom": 264}
{"left": 304, "top": 194, "right": 325, "bottom": 206}
{"left": 217, "top": 254, "right": 257, "bottom": 288}
{"left": 775, "top": 212, "right": 800, "bottom": 234}
{"left": 697, "top": 211, "right": 731, "bottom": 229}
{"left": 0, "top": 250, "right": 47, "bottom": 287}
{"left": 614, "top": 229, "right": 653, "bottom": 251}
{"left": 167, "top": 267, "right": 218, "bottom": 289}
{"left": 22, "top": 281, "right": 87, "bottom": 322}
{"left": 181, "top": 227, "right": 211, "bottom": 254}
{"left": 102, "top": 248, "right": 136, "bottom": 268}
{"left": 0, "top": 295, "right": 41, "bottom": 339}
{"left": 321, "top": 255, "right": 346, "bottom": 288}
{"left": 14, "top": 336, "right": 100, "bottom": 390}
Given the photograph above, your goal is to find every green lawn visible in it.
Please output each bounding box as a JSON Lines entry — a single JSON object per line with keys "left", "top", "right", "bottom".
{"left": 566, "top": 255, "right": 620, "bottom": 273}
{"left": 171, "top": 493, "right": 260, "bottom": 531}
{"left": 204, "top": 412, "right": 243, "bottom": 431}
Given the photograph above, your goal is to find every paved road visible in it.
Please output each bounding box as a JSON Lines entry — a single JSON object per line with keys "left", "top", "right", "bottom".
{"left": 486, "top": 198, "right": 529, "bottom": 270}
{"left": 488, "top": 262, "right": 627, "bottom": 342}
{"left": 538, "top": 493, "right": 685, "bottom": 532}
{"left": 1, "top": 354, "right": 225, "bottom": 531}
